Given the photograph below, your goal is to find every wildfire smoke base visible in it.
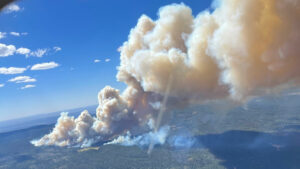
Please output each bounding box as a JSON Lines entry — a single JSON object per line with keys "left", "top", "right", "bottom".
{"left": 32, "top": 0, "right": 300, "bottom": 147}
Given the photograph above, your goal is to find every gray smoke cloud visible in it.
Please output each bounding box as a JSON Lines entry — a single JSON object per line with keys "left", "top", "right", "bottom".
{"left": 32, "top": 0, "right": 300, "bottom": 147}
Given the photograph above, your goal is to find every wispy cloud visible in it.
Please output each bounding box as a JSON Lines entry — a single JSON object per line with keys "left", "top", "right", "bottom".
{"left": 105, "top": 58, "right": 110, "bottom": 62}
{"left": 0, "top": 67, "right": 27, "bottom": 75}
{"left": 0, "top": 32, "right": 27, "bottom": 38}
{"left": 10, "top": 32, "right": 20, "bottom": 36}
{"left": 0, "top": 43, "right": 16, "bottom": 57}
{"left": 31, "top": 61, "right": 59, "bottom": 70}
{"left": 0, "top": 32, "right": 6, "bottom": 39}
{"left": 94, "top": 59, "right": 101, "bottom": 63}
{"left": 53, "top": 46, "right": 62, "bottom": 52}
{"left": 8, "top": 76, "right": 36, "bottom": 83}
{"left": 10, "top": 32, "right": 28, "bottom": 37}
{"left": 30, "top": 48, "right": 48, "bottom": 58}
{"left": 21, "top": 84, "right": 36, "bottom": 90}
{"left": 4, "top": 4, "right": 21, "bottom": 14}
{"left": 0, "top": 84, "right": 4, "bottom": 88}
{"left": 29, "top": 47, "right": 61, "bottom": 57}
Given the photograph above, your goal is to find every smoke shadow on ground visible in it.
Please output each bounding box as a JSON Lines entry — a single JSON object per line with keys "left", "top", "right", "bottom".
{"left": 193, "top": 128, "right": 300, "bottom": 169}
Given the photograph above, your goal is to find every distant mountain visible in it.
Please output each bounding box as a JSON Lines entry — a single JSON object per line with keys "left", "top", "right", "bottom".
{"left": 0, "top": 105, "right": 97, "bottom": 133}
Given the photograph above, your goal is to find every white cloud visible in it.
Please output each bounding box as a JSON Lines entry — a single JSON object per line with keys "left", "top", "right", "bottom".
{"left": 16, "top": 47, "right": 31, "bottom": 56}
{"left": 4, "top": 4, "right": 21, "bottom": 14}
{"left": 10, "top": 32, "right": 20, "bottom": 36}
{"left": 105, "top": 58, "right": 110, "bottom": 62}
{"left": 0, "top": 43, "right": 16, "bottom": 57}
{"left": 30, "top": 48, "right": 48, "bottom": 57}
{"left": 0, "top": 84, "right": 4, "bottom": 88}
{"left": 21, "top": 84, "right": 36, "bottom": 90}
{"left": 21, "top": 32, "right": 28, "bottom": 36}
{"left": 53, "top": 46, "right": 62, "bottom": 52}
{"left": 0, "top": 44, "right": 32, "bottom": 57}
{"left": 8, "top": 76, "right": 36, "bottom": 83}
{"left": 94, "top": 59, "right": 101, "bottom": 63}
{"left": 0, "top": 32, "right": 6, "bottom": 39}
{"left": 0, "top": 67, "right": 26, "bottom": 74}
{"left": 31, "top": 62, "right": 59, "bottom": 70}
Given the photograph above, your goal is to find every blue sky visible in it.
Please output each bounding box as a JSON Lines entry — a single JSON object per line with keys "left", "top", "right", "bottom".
{"left": 0, "top": 0, "right": 213, "bottom": 121}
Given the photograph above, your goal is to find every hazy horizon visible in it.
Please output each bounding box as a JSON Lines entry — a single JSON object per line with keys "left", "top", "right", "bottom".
{"left": 0, "top": 104, "right": 99, "bottom": 123}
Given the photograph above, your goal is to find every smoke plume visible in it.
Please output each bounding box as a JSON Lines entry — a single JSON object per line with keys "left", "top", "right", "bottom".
{"left": 104, "top": 125, "right": 170, "bottom": 147}
{"left": 32, "top": 0, "right": 300, "bottom": 147}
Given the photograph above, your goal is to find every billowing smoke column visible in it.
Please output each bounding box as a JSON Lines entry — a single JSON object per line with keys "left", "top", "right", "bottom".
{"left": 32, "top": 0, "right": 300, "bottom": 147}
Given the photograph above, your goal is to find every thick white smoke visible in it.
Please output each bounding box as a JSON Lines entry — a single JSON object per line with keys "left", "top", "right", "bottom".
{"left": 32, "top": 0, "right": 300, "bottom": 147}
{"left": 104, "top": 125, "right": 170, "bottom": 147}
